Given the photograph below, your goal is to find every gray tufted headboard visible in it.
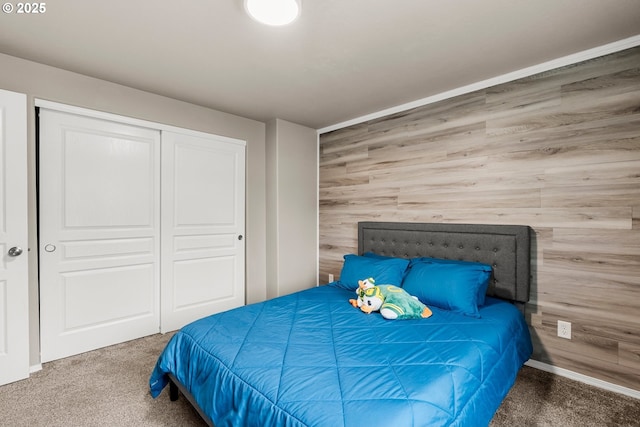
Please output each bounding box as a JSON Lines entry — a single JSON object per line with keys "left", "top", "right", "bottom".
{"left": 358, "top": 222, "right": 532, "bottom": 309}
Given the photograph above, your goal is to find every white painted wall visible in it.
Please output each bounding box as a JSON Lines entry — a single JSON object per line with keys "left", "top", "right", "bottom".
{"left": 266, "top": 119, "right": 318, "bottom": 298}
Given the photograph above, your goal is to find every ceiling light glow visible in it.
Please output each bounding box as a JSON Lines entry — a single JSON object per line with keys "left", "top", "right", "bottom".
{"left": 244, "top": 0, "right": 301, "bottom": 26}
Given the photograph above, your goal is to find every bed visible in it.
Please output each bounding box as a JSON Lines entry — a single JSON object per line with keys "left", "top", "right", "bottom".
{"left": 150, "top": 222, "right": 533, "bottom": 426}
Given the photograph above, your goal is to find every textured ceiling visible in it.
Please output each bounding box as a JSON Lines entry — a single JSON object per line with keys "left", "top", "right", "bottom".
{"left": 1, "top": 0, "right": 639, "bottom": 129}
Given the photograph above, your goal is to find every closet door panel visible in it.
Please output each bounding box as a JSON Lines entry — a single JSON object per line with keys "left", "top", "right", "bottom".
{"left": 173, "top": 257, "right": 236, "bottom": 308}
{"left": 60, "top": 263, "right": 155, "bottom": 329}
{"left": 174, "top": 143, "right": 238, "bottom": 225}
{"left": 161, "top": 131, "right": 245, "bottom": 332}
{"left": 62, "top": 132, "right": 154, "bottom": 227}
{"left": 39, "top": 109, "right": 161, "bottom": 362}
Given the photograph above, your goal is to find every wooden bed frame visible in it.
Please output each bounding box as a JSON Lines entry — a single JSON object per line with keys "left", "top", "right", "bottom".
{"left": 165, "top": 221, "right": 532, "bottom": 426}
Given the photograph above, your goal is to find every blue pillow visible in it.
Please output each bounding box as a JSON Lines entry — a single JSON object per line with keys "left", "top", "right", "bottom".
{"left": 362, "top": 252, "right": 413, "bottom": 279}
{"left": 401, "top": 261, "right": 491, "bottom": 318}
{"left": 409, "top": 257, "right": 492, "bottom": 306}
{"left": 337, "top": 254, "right": 409, "bottom": 290}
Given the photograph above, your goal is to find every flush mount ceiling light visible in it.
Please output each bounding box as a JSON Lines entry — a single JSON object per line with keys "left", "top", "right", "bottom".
{"left": 244, "top": 0, "right": 301, "bottom": 26}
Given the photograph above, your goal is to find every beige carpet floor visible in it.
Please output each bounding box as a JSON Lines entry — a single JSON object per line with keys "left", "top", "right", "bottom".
{"left": 0, "top": 333, "right": 638, "bottom": 427}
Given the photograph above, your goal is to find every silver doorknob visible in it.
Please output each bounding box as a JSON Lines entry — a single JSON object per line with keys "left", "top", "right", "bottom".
{"left": 8, "top": 246, "right": 23, "bottom": 257}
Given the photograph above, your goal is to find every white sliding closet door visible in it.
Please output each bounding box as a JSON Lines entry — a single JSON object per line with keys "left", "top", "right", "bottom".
{"left": 161, "top": 131, "right": 245, "bottom": 332}
{"left": 0, "top": 89, "right": 29, "bottom": 385}
{"left": 39, "top": 109, "right": 161, "bottom": 362}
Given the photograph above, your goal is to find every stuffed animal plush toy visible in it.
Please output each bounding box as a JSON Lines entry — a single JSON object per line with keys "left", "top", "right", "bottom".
{"left": 359, "top": 285, "right": 432, "bottom": 320}
{"left": 349, "top": 277, "right": 376, "bottom": 308}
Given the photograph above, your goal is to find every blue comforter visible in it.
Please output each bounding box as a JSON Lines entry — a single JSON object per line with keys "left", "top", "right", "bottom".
{"left": 150, "top": 284, "right": 532, "bottom": 427}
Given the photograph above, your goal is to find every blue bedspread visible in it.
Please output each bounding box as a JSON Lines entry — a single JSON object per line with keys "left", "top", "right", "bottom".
{"left": 150, "top": 284, "right": 532, "bottom": 427}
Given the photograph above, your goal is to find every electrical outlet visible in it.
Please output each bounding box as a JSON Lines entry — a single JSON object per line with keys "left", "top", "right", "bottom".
{"left": 328, "top": 273, "right": 334, "bottom": 283}
{"left": 557, "top": 320, "right": 572, "bottom": 339}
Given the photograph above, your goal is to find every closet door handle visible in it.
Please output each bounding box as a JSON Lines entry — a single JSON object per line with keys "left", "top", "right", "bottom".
{"left": 238, "top": 235, "right": 243, "bottom": 241}
{"left": 8, "top": 246, "right": 23, "bottom": 257}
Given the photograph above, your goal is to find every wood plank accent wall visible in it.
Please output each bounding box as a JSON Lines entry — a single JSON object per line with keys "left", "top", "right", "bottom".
{"left": 319, "top": 46, "right": 640, "bottom": 392}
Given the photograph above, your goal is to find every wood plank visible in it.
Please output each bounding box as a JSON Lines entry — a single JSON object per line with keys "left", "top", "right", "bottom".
{"left": 619, "top": 342, "right": 640, "bottom": 370}
{"left": 552, "top": 228, "right": 640, "bottom": 255}
{"left": 530, "top": 331, "right": 640, "bottom": 391}
{"left": 534, "top": 305, "right": 640, "bottom": 345}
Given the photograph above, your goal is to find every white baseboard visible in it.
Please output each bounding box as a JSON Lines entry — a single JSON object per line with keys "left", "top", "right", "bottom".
{"left": 525, "top": 359, "right": 640, "bottom": 400}
{"left": 29, "top": 364, "right": 42, "bottom": 374}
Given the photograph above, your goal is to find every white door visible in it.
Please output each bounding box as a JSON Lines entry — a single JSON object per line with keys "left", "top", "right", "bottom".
{"left": 39, "top": 109, "right": 161, "bottom": 362}
{"left": 160, "top": 131, "right": 245, "bottom": 332}
{"left": 0, "top": 89, "right": 29, "bottom": 385}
